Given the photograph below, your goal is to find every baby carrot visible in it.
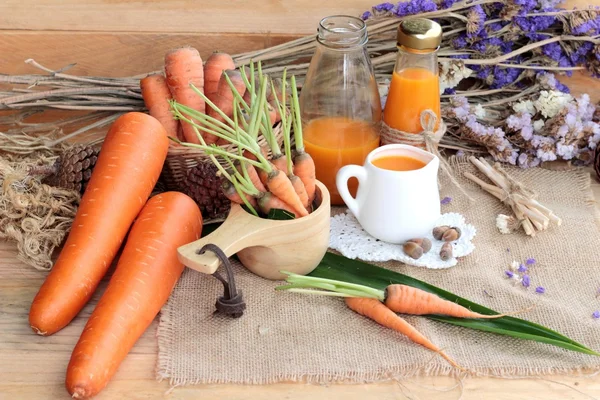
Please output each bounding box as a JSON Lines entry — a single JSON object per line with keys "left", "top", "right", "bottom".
{"left": 140, "top": 74, "right": 179, "bottom": 140}
{"left": 384, "top": 285, "right": 531, "bottom": 319}
{"left": 165, "top": 47, "right": 205, "bottom": 144}
{"left": 345, "top": 297, "right": 460, "bottom": 368}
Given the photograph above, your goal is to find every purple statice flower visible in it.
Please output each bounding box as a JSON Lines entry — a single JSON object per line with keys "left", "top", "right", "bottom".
{"left": 556, "top": 141, "right": 578, "bottom": 160}
{"left": 518, "top": 264, "right": 528, "bottom": 273}
{"left": 441, "top": 196, "right": 452, "bottom": 205}
{"left": 532, "top": 135, "right": 558, "bottom": 161}
{"left": 373, "top": 2, "right": 395, "bottom": 12}
{"left": 451, "top": 96, "right": 470, "bottom": 119}
{"left": 443, "top": 87, "right": 457, "bottom": 95}
{"left": 593, "top": 311, "right": 600, "bottom": 319}
{"left": 526, "top": 32, "right": 552, "bottom": 41}
{"left": 515, "top": 0, "right": 538, "bottom": 14}
{"left": 452, "top": 34, "right": 468, "bottom": 49}
{"left": 514, "top": 14, "right": 556, "bottom": 32}
{"left": 537, "top": 72, "right": 570, "bottom": 93}
{"left": 517, "top": 152, "right": 541, "bottom": 168}
{"left": 542, "top": 42, "right": 564, "bottom": 62}
{"left": 571, "top": 14, "right": 600, "bottom": 36}
{"left": 441, "top": 0, "right": 460, "bottom": 8}
{"left": 535, "top": 286, "right": 546, "bottom": 294}
{"left": 522, "top": 274, "right": 531, "bottom": 288}
{"left": 507, "top": 112, "right": 534, "bottom": 140}
{"left": 505, "top": 270, "right": 515, "bottom": 278}
{"left": 394, "top": 0, "right": 437, "bottom": 17}
{"left": 472, "top": 41, "right": 487, "bottom": 53}
{"left": 569, "top": 42, "right": 594, "bottom": 65}
{"left": 525, "top": 257, "right": 536, "bottom": 265}
{"left": 466, "top": 5, "right": 486, "bottom": 38}
{"left": 361, "top": 11, "right": 373, "bottom": 20}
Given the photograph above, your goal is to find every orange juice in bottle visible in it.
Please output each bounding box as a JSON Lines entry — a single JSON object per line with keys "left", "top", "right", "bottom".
{"left": 299, "top": 15, "right": 382, "bottom": 206}
{"left": 303, "top": 117, "right": 380, "bottom": 205}
{"left": 383, "top": 19, "right": 442, "bottom": 134}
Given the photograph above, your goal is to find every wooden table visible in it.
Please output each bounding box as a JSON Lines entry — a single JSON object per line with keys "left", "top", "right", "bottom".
{"left": 2, "top": 1, "right": 600, "bottom": 399}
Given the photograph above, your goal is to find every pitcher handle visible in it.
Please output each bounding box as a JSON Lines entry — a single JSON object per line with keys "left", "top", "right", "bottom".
{"left": 336, "top": 165, "right": 367, "bottom": 218}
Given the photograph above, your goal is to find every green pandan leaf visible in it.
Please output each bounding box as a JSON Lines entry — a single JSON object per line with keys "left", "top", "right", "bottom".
{"left": 267, "top": 208, "right": 296, "bottom": 220}
{"left": 308, "top": 252, "right": 599, "bottom": 356}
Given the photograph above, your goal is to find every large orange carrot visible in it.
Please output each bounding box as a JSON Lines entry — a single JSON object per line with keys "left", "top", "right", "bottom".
{"left": 29, "top": 112, "right": 169, "bottom": 336}
{"left": 258, "top": 192, "right": 299, "bottom": 217}
{"left": 265, "top": 169, "right": 308, "bottom": 217}
{"left": 293, "top": 152, "right": 316, "bottom": 204}
{"left": 345, "top": 297, "right": 460, "bottom": 368}
{"left": 66, "top": 192, "right": 202, "bottom": 399}
{"left": 165, "top": 47, "right": 204, "bottom": 144}
{"left": 204, "top": 51, "right": 235, "bottom": 99}
{"left": 384, "top": 285, "right": 526, "bottom": 319}
{"left": 140, "top": 74, "right": 179, "bottom": 140}
{"left": 207, "top": 70, "right": 247, "bottom": 129}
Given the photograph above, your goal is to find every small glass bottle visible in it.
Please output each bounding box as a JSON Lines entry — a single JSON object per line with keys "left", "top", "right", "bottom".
{"left": 300, "top": 15, "right": 382, "bottom": 206}
{"left": 383, "top": 18, "right": 442, "bottom": 134}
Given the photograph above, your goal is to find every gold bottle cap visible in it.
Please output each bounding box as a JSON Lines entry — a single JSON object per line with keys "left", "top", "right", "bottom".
{"left": 397, "top": 18, "right": 442, "bottom": 50}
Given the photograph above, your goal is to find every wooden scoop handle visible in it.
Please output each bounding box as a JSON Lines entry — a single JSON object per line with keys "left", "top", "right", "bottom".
{"left": 177, "top": 203, "right": 264, "bottom": 274}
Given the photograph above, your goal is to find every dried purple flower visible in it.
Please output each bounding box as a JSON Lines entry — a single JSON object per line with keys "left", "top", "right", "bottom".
{"left": 535, "top": 286, "right": 546, "bottom": 294}
{"left": 526, "top": 258, "right": 536, "bottom": 265}
{"left": 518, "top": 264, "right": 528, "bottom": 273}
{"left": 522, "top": 274, "right": 531, "bottom": 287}
{"left": 361, "top": 11, "right": 373, "bottom": 20}
{"left": 373, "top": 2, "right": 395, "bottom": 12}
{"left": 592, "top": 311, "right": 600, "bottom": 319}
{"left": 505, "top": 270, "right": 515, "bottom": 278}
{"left": 440, "top": 196, "right": 452, "bottom": 205}
{"left": 467, "top": 5, "right": 486, "bottom": 38}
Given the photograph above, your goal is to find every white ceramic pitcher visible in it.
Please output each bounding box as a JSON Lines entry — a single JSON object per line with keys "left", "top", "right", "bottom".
{"left": 336, "top": 144, "right": 441, "bottom": 244}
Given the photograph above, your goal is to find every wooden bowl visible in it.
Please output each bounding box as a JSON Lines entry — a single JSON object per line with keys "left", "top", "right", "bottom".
{"left": 177, "top": 181, "right": 331, "bottom": 280}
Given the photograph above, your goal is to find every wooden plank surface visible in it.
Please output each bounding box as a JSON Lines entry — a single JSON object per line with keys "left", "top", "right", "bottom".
{"left": 0, "top": 0, "right": 374, "bottom": 34}
{"left": 1, "top": 170, "right": 599, "bottom": 400}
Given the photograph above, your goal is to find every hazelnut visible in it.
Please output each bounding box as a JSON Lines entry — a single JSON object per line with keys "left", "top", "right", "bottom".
{"left": 440, "top": 242, "right": 453, "bottom": 261}
{"left": 403, "top": 241, "right": 424, "bottom": 259}
{"left": 407, "top": 238, "right": 432, "bottom": 253}
{"left": 432, "top": 225, "right": 451, "bottom": 240}
{"left": 442, "top": 227, "right": 462, "bottom": 242}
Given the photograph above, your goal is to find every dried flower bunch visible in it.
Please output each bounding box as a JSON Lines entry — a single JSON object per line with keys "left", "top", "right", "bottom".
{"left": 363, "top": 0, "right": 600, "bottom": 167}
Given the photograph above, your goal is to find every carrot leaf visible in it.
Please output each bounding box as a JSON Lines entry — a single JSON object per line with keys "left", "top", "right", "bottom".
{"left": 266, "top": 208, "right": 296, "bottom": 221}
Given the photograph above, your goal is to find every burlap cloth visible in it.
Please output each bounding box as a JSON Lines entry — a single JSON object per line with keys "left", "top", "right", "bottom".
{"left": 156, "top": 159, "right": 600, "bottom": 385}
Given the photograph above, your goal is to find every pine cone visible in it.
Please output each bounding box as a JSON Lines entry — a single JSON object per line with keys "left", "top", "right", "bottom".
{"left": 594, "top": 145, "right": 600, "bottom": 181}
{"left": 181, "top": 162, "right": 230, "bottom": 220}
{"left": 43, "top": 145, "right": 100, "bottom": 194}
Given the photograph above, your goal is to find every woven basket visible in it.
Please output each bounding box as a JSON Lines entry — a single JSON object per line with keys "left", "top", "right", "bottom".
{"left": 161, "top": 123, "right": 284, "bottom": 190}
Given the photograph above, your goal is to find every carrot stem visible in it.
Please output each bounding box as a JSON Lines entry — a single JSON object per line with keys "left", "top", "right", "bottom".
{"left": 173, "top": 105, "right": 238, "bottom": 145}
{"left": 231, "top": 176, "right": 258, "bottom": 216}
{"left": 290, "top": 75, "right": 304, "bottom": 153}
{"left": 279, "top": 271, "right": 385, "bottom": 300}
{"left": 189, "top": 83, "right": 236, "bottom": 128}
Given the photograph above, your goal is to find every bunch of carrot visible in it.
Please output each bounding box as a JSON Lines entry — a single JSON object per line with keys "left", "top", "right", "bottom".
{"left": 141, "top": 47, "right": 281, "bottom": 146}
{"left": 28, "top": 112, "right": 204, "bottom": 399}
{"left": 171, "top": 61, "right": 317, "bottom": 220}
{"left": 277, "top": 272, "right": 532, "bottom": 369}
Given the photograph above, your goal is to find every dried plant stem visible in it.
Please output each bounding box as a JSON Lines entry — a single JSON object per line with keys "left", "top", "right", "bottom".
{"left": 464, "top": 156, "right": 561, "bottom": 236}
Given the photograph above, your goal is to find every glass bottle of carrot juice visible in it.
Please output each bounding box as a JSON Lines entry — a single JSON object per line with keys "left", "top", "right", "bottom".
{"left": 299, "top": 15, "right": 382, "bottom": 206}
{"left": 383, "top": 18, "right": 442, "bottom": 134}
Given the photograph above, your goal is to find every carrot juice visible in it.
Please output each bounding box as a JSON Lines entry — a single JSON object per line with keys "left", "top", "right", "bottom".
{"left": 303, "top": 117, "right": 380, "bottom": 205}
{"left": 383, "top": 68, "right": 440, "bottom": 133}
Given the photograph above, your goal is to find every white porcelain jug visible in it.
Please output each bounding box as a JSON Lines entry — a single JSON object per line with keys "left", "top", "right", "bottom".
{"left": 336, "top": 144, "right": 441, "bottom": 244}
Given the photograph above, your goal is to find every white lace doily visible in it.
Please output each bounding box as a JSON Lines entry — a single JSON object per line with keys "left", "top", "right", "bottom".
{"left": 329, "top": 211, "right": 476, "bottom": 269}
